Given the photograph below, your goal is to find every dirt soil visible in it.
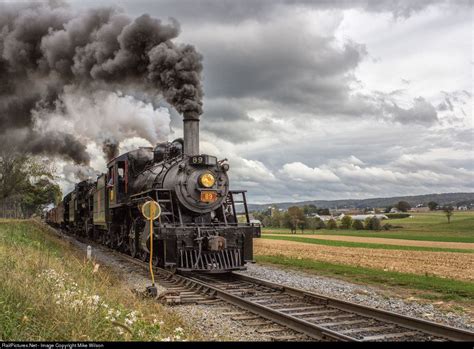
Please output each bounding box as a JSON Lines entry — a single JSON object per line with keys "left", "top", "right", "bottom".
{"left": 265, "top": 234, "right": 474, "bottom": 250}
{"left": 254, "top": 239, "right": 474, "bottom": 281}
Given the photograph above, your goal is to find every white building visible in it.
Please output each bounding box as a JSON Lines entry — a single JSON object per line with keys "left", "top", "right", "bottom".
{"left": 351, "top": 214, "right": 388, "bottom": 221}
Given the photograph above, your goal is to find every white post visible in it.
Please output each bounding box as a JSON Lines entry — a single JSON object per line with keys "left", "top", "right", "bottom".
{"left": 87, "top": 245, "right": 92, "bottom": 260}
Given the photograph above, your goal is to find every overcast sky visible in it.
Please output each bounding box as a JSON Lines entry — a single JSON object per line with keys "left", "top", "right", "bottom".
{"left": 63, "top": 0, "right": 473, "bottom": 203}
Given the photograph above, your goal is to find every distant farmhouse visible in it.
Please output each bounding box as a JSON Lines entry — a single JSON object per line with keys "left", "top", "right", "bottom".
{"left": 350, "top": 214, "right": 389, "bottom": 221}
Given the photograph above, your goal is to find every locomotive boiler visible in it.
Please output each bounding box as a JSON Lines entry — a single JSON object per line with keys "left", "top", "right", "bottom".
{"left": 47, "top": 115, "right": 260, "bottom": 273}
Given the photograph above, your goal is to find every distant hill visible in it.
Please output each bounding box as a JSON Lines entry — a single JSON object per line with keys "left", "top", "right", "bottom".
{"left": 248, "top": 192, "right": 474, "bottom": 211}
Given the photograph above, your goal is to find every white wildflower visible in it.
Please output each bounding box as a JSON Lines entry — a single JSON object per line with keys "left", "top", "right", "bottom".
{"left": 174, "top": 327, "right": 184, "bottom": 334}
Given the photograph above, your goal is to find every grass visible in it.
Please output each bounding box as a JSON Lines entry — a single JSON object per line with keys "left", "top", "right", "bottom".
{"left": 0, "top": 220, "right": 202, "bottom": 341}
{"left": 261, "top": 235, "right": 474, "bottom": 254}
{"left": 256, "top": 255, "right": 474, "bottom": 302}
{"left": 262, "top": 211, "right": 474, "bottom": 243}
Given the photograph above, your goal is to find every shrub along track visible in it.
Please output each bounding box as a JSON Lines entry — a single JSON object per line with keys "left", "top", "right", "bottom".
{"left": 44, "top": 222, "right": 474, "bottom": 342}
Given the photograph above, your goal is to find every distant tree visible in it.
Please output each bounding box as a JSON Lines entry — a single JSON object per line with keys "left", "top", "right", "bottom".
{"left": 317, "top": 208, "right": 330, "bottom": 215}
{"left": 428, "top": 201, "right": 438, "bottom": 211}
{"left": 262, "top": 216, "right": 272, "bottom": 227}
{"left": 340, "top": 215, "right": 352, "bottom": 229}
{"left": 369, "top": 217, "right": 381, "bottom": 230}
{"left": 364, "top": 216, "right": 379, "bottom": 230}
{"left": 297, "top": 216, "right": 307, "bottom": 234}
{"left": 303, "top": 204, "right": 318, "bottom": 215}
{"left": 271, "top": 209, "right": 283, "bottom": 228}
{"left": 352, "top": 219, "right": 364, "bottom": 230}
{"left": 326, "top": 219, "right": 337, "bottom": 230}
{"left": 443, "top": 205, "right": 454, "bottom": 223}
{"left": 0, "top": 148, "right": 61, "bottom": 216}
{"left": 286, "top": 206, "right": 306, "bottom": 233}
{"left": 282, "top": 212, "right": 294, "bottom": 233}
{"left": 307, "top": 217, "right": 322, "bottom": 232}
{"left": 364, "top": 216, "right": 372, "bottom": 230}
{"left": 316, "top": 219, "right": 326, "bottom": 229}
{"left": 396, "top": 201, "right": 411, "bottom": 212}
{"left": 384, "top": 206, "right": 392, "bottom": 213}
{"left": 21, "top": 178, "right": 62, "bottom": 215}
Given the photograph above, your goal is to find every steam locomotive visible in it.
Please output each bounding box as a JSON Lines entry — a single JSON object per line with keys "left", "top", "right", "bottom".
{"left": 46, "top": 116, "right": 260, "bottom": 273}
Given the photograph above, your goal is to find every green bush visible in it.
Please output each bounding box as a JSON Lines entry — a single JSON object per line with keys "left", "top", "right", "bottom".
{"left": 364, "top": 217, "right": 372, "bottom": 229}
{"left": 369, "top": 217, "right": 381, "bottom": 230}
{"left": 340, "top": 215, "right": 352, "bottom": 229}
{"left": 352, "top": 220, "right": 364, "bottom": 230}
{"left": 326, "top": 219, "right": 337, "bottom": 230}
{"left": 317, "top": 220, "right": 326, "bottom": 229}
{"left": 386, "top": 213, "right": 410, "bottom": 219}
{"left": 364, "top": 216, "right": 382, "bottom": 230}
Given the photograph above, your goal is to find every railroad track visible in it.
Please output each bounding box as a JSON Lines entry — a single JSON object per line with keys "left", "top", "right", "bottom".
{"left": 45, "top": 224, "right": 474, "bottom": 342}
{"left": 115, "top": 250, "right": 474, "bottom": 342}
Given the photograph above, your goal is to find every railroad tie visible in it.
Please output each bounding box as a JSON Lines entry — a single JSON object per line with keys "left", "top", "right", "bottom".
{"left": 270, "top": 302, "right": 308, "bottom": 308}
{"left": 257, "top": 327, "right": 286, "bottom": 334}
{"left": 196, "top": 299, "right": 220, "bottom": 304}
{"left": 339, "top": 325, "right": 396, "bottom": 335}
{"left": 222, "top": 311, "right": 246, "bottom": 316}
{"left": 362, "top": 331, "right": 419, "bottom": 341}
{"left": 289, "top": 309, "right": 339, "bottom": 317}
{"left": 319, "top": 319, "right": 368, "bottom": 327}
{"left": 231, "top": 315, "right": 260, "bottom": 321}
{"left": 276, "top": 305, "right": 326, "bottom": 312}
{"left": 306, "top": 313, "right": 356, "bottom": 321}
{"left": 270, "top": 335, "right": 298, "bottom": 341}
{"left": 243, "top": 321, "right": 271, "bottom": 327}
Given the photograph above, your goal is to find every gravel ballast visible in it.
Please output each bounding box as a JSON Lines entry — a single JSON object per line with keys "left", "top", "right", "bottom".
{"left": 238, "top": 263, "right": 473, "bottom": 331}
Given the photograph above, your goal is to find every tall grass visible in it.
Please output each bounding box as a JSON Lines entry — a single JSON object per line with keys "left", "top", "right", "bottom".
{"left": 0, "top": 220, "right": 199, "bottom": 341}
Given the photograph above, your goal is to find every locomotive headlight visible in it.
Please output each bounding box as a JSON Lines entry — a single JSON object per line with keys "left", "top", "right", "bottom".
{"left": 199, "top": 172, "right": 215, "bottom": 188}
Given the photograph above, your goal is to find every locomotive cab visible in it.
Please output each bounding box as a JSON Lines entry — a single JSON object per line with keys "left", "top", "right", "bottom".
{"left": 107, "top": 154, "right": 130, "bottom": 207}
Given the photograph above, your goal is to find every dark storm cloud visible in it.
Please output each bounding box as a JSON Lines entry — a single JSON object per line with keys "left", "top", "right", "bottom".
{"left": 121, "top": 0, "right": 453, "bottom": 24}
{"left": 192, "top": 18, "right": 371, "bottom": 124}
{"left": 0, "top": 2, "right": 203, "bottom": 163}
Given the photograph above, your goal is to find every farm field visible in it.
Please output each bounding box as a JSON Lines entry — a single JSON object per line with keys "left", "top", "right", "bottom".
{"left": 263, "top": 234, "right": 474, "bottom": 251}
{"left": 262, "top": 211, "right": 474, "bottom": 242}
{"left": 254, "top": 239, "right": 474, "bottom": 281}
{"left": 255, "top": 211, "right": 474, "bottom": 304}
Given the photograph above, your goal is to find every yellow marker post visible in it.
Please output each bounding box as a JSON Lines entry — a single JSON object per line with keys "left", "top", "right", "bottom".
{"left": 141, "top": 200, "right": 161, "bottom": 295}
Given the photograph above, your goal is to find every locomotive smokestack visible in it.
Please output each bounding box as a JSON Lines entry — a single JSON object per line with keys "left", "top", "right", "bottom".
{"left": 183, "top": 114, "right": 200, "bottom": 156}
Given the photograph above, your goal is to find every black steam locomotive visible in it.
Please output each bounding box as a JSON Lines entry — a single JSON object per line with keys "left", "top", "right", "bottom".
{"left": 46, "top": 117, "right": 260, "bottom": 273}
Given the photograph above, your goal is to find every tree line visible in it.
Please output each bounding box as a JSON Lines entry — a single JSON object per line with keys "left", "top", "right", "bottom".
{"left": 253, "top": 205, "right": 392, "bottom": 233}
{"left": 0, "top": 148, "right": 61, "bottom": 218}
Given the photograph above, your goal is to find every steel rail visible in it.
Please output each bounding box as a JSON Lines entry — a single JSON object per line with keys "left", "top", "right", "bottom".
{"left": 231, "top": 273, "right": 474, "bottom": 342}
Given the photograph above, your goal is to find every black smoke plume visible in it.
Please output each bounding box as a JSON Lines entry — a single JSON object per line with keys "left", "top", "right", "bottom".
{"left": 0, "top": 2, "right": 203, "bottom": 164}
{"left": 102, "top": 139, "right": 119, "bottom": 163}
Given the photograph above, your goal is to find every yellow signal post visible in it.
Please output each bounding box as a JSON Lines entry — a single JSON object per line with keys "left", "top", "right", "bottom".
{"left": 141, "top": 200, "right": 161, "bottom": 297}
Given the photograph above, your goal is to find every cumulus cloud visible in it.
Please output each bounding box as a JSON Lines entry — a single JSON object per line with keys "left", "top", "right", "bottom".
{"left": 382, "top": 97, "right": 439, "bottom": 124}
{"left": 279, "top": 162, "right": 340, "bottom": 183}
